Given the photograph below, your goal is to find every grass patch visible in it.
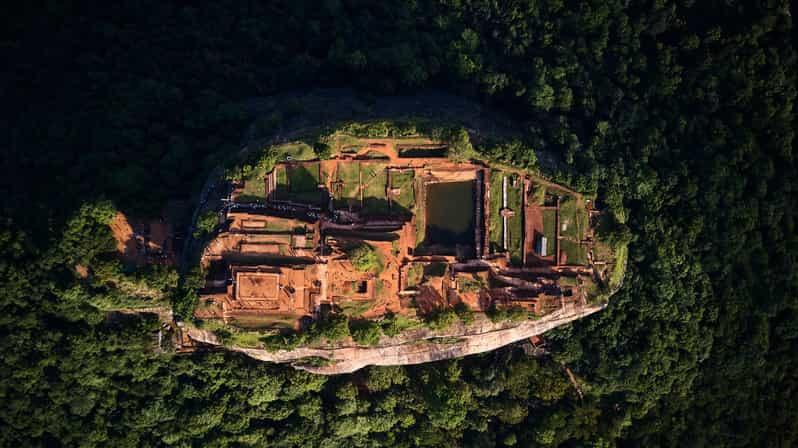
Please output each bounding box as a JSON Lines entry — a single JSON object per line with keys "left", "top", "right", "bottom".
{"left": 337, "top": 162, "right": 360, "bottom": 183}
{"left": 487, "top": 304, "right": 529, "bottom": 323}
{"left": 228, "top": 314, "right": 297, "bottom": 330}
{"left": 453, "top": 301, "right": 475, "bottom": 325}
{"left": 414, "top": 178, "right": 426, "bottom": 247}
{"left": 530, "top": 183, "right": 546, "bottom": 205}
{"left": 272, "top": 163, "right": 325, "bottom": 204}
{"left": 274, "top": 166, "right": 289, "bottom": 196}
{"left": 338, "top": 299, "right": 375, "bottom": 317}
{"left": 198, "top": 319, "right": 279, "bottom": 349}
{"left": 260, "top": 313, "right": 351, "bottom": 352}
{"left": 334, "top": 162, "right": 360, "bottom": 207}
{"left": 391, "top": 170, "right": 415, "bottom": 212}
{"left": 272, "top": 142, "right": 316, "bottom": 161}
{"left": 489, "top": 171, "right": 503, "bottom": 252}
{"left": 362, "top": 165, "right": 388, "bottom": 214}
{"left": 362, "top": 150, "right": 390, "bottom": 159}
{"left": 609, "top": 243, "right": 628, "bottom": 289}
{"left": 559, "top": 275, "right": 579, "bottom": 288}
{"left": 560, "top": 195, "right": 587, "bottom": 241}
{"left": 241, "top": 165, "right": 268, "bottom": 200}
{"left": 424, "top": 308, "right": 459, "bottom": 330}
{"left": 335, "top": 134, "right": 365, "bottom": 152}
{"left": 380, "top": 313, "right": 422, "bottom": 337}
{"left": 406, "top": 263, "right": 424, "bottom": 288}
{"left": 457, "top": 273, "right": 486, "bottom": 293}
{"left": 581, "top": 275, "right": 601, "bottom": 300}
{"left": 488, "top": 171, "right": 523, "bottom": 261}
{"left": 543, "top": 209, "right": 557, "bottom": 246}
{"left": 505, "top": 175, "right": 523, "bottom": 263}
{"left": 286, "top": 164, "right": 320, "bottom": 192}
{"left": 230, "top": 332, "right": 267, "bottom": 347}
{"left": 559, "top": 239, "right": 589, "bottom": 266}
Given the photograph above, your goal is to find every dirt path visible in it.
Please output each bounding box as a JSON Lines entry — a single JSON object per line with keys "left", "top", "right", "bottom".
{"left": 111, "top": 212, "right": 145, "bottom": 266}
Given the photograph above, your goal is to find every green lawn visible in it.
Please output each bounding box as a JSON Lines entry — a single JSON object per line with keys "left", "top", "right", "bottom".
{"left": 337, "top": 162, "right": 360, "bottom": 183}
{"left": 507, "top": 212, "right": 523, "bottom": 265}
{"left": 610, "top": 243, "right": 627, "bottom": 289}
{"left": 406, "top": 263, "right": 424, "bottom": 288}
{"left": 229, "top": 314, "right": 298, "bottom": 330}
{"left": 362, "top": 150, "right": 390, "bottom": 159}
{"left": 272, "top": 142, "right": 316, "bottom": 161}
{"left": 559, "top": 239, "right": 588, "bottom": 266}
{"left": 559, "top": 195, "right": 587, "bottom": 241}
{"left": 240, "top": 165, "right": 268, "bottom": 200}
{"left": 337, "top": 183, "right": 360, "bottom": 206}
{"left": 333, "top": 162, "right": 360, "bottom": 207}
{"left": 414, "top": 178, "right": 426, "bottom": 247}
{"left": 335, "top": 134, "right": 365, "bottom": 152}
{"left": 273, "top": 163, "right": 324, "bottom": 204}
{"left": 391, "top": 171, "right": 415, "bottom": 213}
{"left": 362, "top": 164, "right": 388, "bottom": 214}
{"left": 505, "top": 174, "right": 523, "bottom": 264}
{"left": 286, "top": 164, "right": 320, "bottom": 191}
{"left": 543, "top": 209, "right": 557, "bottom": 245}
{"left": 489, "top": 171, "right": 504, "bottom": 252}
{"left": 338, "top": 299, "right": 376, "bottom": 317}
{"left": 488, "top": 170, "right": 523, "bottom": 261}
{"left": 274, "top": 166, "right": 289, "bottom": 197}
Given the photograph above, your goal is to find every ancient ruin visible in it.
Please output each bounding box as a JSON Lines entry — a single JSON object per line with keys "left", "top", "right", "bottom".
{"left": 188, "top": 132, "right": 620, "bottom": 353}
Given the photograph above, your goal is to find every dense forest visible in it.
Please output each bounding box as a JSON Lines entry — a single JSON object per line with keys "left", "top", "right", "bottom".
{"left": 2, "top": 0, "right": 796, "bottom": 446}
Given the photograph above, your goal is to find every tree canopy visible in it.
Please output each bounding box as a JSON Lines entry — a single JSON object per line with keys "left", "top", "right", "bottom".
{"left": 1, "top": 0, "right": 796, "bottom": 446}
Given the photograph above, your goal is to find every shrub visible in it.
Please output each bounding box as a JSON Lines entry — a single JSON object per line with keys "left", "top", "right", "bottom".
{"left": 379, "top": 313, "right": 420, "bottom": 337}
{"left": 349, "top": 320, "right": 382, "bottom": 346}
{"left": 347, "top": 243, "right": 381, "bottom": 272}
{"left": 315, "top": 313, "right": 350, "bottom": 341}
{"left": 424, "top": 308, "right": 458, "bottom": 330}
{"left": 530, "top": 184, "right": 546, "bottom": 205}
{"left": 172, "top": 288, "right": 200, "bottom": 321}
{"left": 487, "top": 304, "right": 529, "bottom": 323}
{"left": 193, "top": 210, "right": 219, "bottom": 238}
{"left": 447, "top": 128, "right": 477, "bottom": 163}
{"left": 313, "top": 142, "right": 332, "bottom": 159}
{"left": 453, "top": 301, "right": 475, "bottom": 325}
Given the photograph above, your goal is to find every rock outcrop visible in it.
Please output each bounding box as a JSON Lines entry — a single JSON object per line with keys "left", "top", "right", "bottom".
{"left": 186, "top": 302, "right": 605, "bottom": 374}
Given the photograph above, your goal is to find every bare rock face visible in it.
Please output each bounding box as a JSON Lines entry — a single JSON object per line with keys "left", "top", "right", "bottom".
{"left": 185, "top": 302, "right": 606, "bottom": 375}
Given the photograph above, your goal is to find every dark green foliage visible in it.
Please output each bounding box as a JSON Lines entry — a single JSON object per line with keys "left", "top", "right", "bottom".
{"left": 346, "top": 243, "right": 381, "bottom": 272}
{"left": 261, "top": 313, "right": 351, "bottom": 351}
{"left": 313, "top": 142, "right": 332, "bottom": 160}
{"left": 193, "top": 210, "right": 219, "bottom": 238}
{"left": 445, "top": 128, "right": 477, "bottom": 162}
{"left": 379, "top": 312, "right": 420, "bottom": 337}
{"left": 424, "top": 308, "right": 459, "bottom": 330}
{"left": 2, "top": 0, "right": 796, "bottom": 446}
{"left": 349, "top": 320, "right": 382, "bottom": 346}
{"left": 453, "top": 301, "right": 475, "bottom": 325}
{"left": 487, "top": 305, "right": 529, "bottom": 323}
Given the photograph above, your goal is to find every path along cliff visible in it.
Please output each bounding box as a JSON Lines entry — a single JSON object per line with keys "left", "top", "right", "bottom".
{"left": 186, "top": 301, "right": 605, "bottom": 375}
